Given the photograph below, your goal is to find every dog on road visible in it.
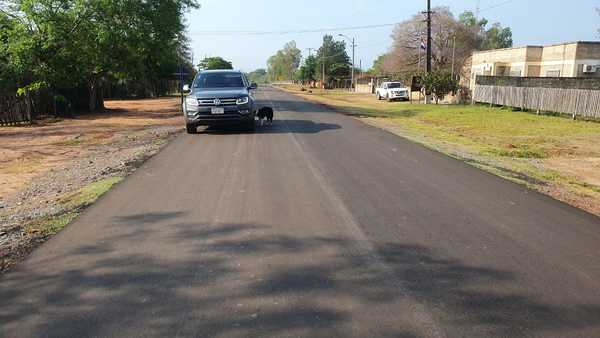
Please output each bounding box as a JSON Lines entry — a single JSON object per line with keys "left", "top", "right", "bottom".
{"left": 257, "top": 106, "right": 274, "bottom": 125}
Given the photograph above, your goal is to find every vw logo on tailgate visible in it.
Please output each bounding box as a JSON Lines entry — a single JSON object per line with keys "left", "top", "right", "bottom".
{"left": 213, "top": 98, "right": 221, "bottom": 106}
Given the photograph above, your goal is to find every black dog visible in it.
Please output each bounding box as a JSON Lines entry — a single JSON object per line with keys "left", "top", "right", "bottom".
{"left": 257, "top": 106, "right": 274, "bottom": 125}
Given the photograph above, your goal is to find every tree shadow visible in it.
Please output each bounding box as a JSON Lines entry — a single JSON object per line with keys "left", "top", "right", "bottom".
{"left": 1, "top": 220, "right": 600, "bottom": 337}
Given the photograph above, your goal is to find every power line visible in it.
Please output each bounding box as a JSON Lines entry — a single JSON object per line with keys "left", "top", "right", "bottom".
{"left": 478, "top": 0, "right": 513, "bottom": 13}
{"left": 189, "top": 23, "right": 396, "bottom": 36}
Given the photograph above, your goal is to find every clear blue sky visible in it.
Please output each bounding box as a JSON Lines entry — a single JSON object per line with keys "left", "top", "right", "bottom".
{"left": 187, "top": 0, "right": 600, "bottom": 72}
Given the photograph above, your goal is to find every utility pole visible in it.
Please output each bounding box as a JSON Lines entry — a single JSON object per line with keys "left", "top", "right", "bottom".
{"left": 322, "top": 52, "right": 326, "bottom": 90}
{"left": 306, "top": 47, "right": 315, "bottom": 57}
{"left": 451, "top": 35, "right": 456, "bottom": 78}
{"left": 418, "top": 33, "right": 422, "bottom": 71}
{"left": 359, "top": 59, "right": 362, "bottom": 80}
{"left": 426, "top": 0, "right": 432, "bottom": 74}
{"left": 424, "top": 0, "right": 433, "bottom": 103}
{"left": 350, "top": 37, "right": 355, "bottom": 91}
{"left": 339, "top": 34, "right": 357, "bottom": 92}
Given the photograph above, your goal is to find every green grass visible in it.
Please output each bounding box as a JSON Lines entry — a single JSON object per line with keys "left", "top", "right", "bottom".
{"left": 26, "top": 177, "right": 123, "bottom": 237}
{"left": 60, "top": 177, "right": 123, "bottom": 209}
{"left": 52, "top": 138, "right": 85, "bottom": 147}
{"left": 25, "top": 212, "right": 79, "bottom": 237}
{"left": 283, "top": 87, "right": 600, "bottom": 161}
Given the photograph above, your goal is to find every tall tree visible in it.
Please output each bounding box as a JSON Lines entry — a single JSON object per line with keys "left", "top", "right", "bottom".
{"left": 1, "top": 0, "right": 198, "bottom": 109}
{"left": 198, "top": 57, "right": 233, "bottom": 70}
{"left": 296, "top": 55, "right": 318, "bottom": 83}
{"left": 386, "top": 7, "right": 471, "bottom": 78}
{"left": 315, "top": 35, "right": 350, "bottom": 85}
{"left": 267, "top": 41, "right": 302, "bottom": 81}
{"left": 247, "top": 68, "right": 267, "bottom": 83}
{"left": 482, "top": 23, "right": 513, "bottom": 50}
{"left": 369, "top": 54, "right": 387, "bottom": 76}
{"left": 383, "top": 7, "right": 512, "bottom": 79}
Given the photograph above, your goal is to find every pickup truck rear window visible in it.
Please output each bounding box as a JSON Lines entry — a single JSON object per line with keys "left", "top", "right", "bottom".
{"left": 194, "top": 73, "right": 245, "bottom": 88}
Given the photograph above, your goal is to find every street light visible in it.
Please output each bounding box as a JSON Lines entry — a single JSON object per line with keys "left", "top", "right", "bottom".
{"left": 338, "top": 34, "right": 356, "bottom": 92}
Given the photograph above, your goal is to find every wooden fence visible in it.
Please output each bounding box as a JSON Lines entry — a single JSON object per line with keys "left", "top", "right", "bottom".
{"left": 0, "top": 95, "right": 32, "bottom": 126}
{"left": 473, "top": 76, "right": 600, "bottom": 119}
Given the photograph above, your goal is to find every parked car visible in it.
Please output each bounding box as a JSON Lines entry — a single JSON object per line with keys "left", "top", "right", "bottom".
{"left": 182, "top": 70, "right": 258, "bottom": 133}
{"left": 376, "top": 81, "right": 410, "bottom": 101}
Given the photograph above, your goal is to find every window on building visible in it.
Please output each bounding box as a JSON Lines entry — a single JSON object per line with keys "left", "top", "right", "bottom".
{"left": 509, "top": 70, "right": 522, "bottom": 77}
{"left": 546, "top": 70, "right": 561, "bottom": 77}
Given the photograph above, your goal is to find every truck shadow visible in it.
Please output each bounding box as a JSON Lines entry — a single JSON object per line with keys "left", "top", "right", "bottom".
{"left": 200, "top": 119, "right": 341, "bottom": 135}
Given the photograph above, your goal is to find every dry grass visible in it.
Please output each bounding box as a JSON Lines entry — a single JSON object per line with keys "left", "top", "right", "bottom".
{"left": 0, "top": 98, "right": 182, "bottom": 199}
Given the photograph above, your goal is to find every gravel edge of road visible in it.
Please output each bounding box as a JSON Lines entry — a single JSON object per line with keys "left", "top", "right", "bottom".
{"left": 0, "top": 125, "right": 182, "bottom": 274}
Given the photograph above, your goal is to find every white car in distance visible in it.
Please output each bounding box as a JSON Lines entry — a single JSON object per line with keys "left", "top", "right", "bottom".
{"left": 376, "top": 81, "right": 410, "bottom": 101}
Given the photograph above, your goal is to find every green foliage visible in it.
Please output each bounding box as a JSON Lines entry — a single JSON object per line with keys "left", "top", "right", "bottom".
{"left": 483, "top": 23, "right": 513, "bottom": 50}
{"left": 16, "top": 81, "right": 48, "bottom": 96}
{"left": 54, "top": 95, "right": 67, "bottom": 103}
{"left": 458, "top": 11, "right": 488, "bottom": 29}
{"left": 1, "top": 0, "right": 199, "bottom": 108}
{"left": 384, "top": 8, "right": 513, "bottom": 77}
{"left": 199, "top": 57, "right": 233, "bottom": 70}
{"left": 296, "top": 55, "right": 318, "bottom": 82}
{"left": 421, "top": 71, "right": 458, "bottom": 103}
{"left": 315, "top": 35, "right": 350, "bottom": 84}
{"left": 369, "top": 54, "right": 387, "bottom": 76}
{"left": 247, "top": 69, "right": 268, "bottom": 84}
{"left": 459, "top": 10, "right": 512, "bottom": 50}
{"left": 267, "top": 41, "right": 302, "bottom": 81}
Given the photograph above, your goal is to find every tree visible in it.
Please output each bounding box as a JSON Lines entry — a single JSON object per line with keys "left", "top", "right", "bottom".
{"left": 247, "top": 69, "right": 268, "bottom": 84}
{"left": 0, "top": 11, "right": 18, "bottom": 93}
{"left": 459, "top": 10, "right": 512, "bottom": 50}
{"left": 1, "top": 0, "right": 199, "bottom": 110}
{"left": 267, "top": 41, "right": 301, "bottom": 81}
{"left": 369, "top": 54, "right": 387, "bottom": 76}
{"left": 383, "top": 7, "right": 513, "bottom": 80}
{"left": 421, "top": 70, "right": 458, "bottom": 104}
{"left": 198, "top": 57, "right": 233, "bottom": 70}
{"left": 296, "top": 55, "right": 318, "bottom": 84}
{"left": 482, "top": 23, "right": 513, "bottom": 50}
{"left": 315, "top": 35, "right": 350, "bottom": 86}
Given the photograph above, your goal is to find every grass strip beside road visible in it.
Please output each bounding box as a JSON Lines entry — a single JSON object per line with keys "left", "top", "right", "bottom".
{"left": 26, "top": 177, "right": 124, "bottom": 237}
{"left": 277, "top": 85, "right": 600, "bottom": 216}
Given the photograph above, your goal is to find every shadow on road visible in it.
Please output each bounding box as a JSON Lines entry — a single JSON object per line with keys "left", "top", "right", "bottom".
{"left": 200, "top": 119, "right": 341, "bottom": 135}
{"left": 2, "top": 211, "right": 600, "bottom": 336}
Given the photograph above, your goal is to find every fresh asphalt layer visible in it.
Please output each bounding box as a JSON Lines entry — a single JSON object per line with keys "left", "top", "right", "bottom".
{"left": 2, "top": 86, "right": 600, "bottom": 338}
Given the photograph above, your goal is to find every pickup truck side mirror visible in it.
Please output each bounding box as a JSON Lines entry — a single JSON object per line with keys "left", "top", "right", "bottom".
{"left": 249, "top": 82, "right": 258, "bottom": 90}
{"left": 182, "top": 84, "right": 190, "bottom": 92}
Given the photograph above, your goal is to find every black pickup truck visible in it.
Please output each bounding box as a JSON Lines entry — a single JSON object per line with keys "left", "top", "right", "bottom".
{"left": 183, "top": 70, "right": 258, "bottom": 133}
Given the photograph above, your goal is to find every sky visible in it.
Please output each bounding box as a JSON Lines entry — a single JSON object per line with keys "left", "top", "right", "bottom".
{"left": 187, "top": 0, "right": 600, "bottom": 72}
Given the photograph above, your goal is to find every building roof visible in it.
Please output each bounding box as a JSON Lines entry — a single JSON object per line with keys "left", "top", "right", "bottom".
{"left": 472, "top": 41, "right": 600, "bottom": 55}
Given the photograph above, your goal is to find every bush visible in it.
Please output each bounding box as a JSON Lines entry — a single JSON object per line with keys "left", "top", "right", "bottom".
{"left": 421, "top": 71, "right": 458, "bottom": 104}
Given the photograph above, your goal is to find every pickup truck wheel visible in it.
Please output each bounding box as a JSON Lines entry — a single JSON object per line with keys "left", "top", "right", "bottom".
{"left": 186, "top": 123, "right": 197, "bottom": 134}
{"left": 377, "top": 93, "right": 382, "bottom": 100}
{"left": 386, "top": 94, "right": 391, "bottom": 102}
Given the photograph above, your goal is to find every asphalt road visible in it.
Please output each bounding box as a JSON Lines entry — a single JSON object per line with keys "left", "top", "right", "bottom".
{"left": 2, "top": 86, "right": 600, "bottom": 338}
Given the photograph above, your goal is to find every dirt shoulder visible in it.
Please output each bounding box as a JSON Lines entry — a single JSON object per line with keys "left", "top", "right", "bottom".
{"left": 0, "top": 98, "right": 183, "bottom": 272}
{"left": 276, "top": 85, "right": 600, "bottom": 217}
